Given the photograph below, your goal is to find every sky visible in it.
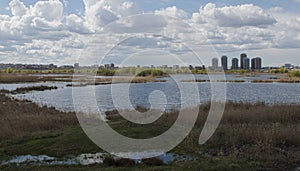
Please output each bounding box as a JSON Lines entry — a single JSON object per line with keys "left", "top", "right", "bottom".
{"left": 0, "top": 0, "right": 300, "bottom": 67}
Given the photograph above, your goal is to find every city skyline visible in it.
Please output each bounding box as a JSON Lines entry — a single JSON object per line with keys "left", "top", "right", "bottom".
{"left": 1, "top": 52, "right": 298, "bottom": 70}
{"left": 0, "top": 0, "right": 300, "bottom": 66}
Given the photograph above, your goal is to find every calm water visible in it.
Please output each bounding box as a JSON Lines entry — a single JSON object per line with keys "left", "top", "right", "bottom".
{"left": 1, "top": 74, "right": 299, "bottom": 113}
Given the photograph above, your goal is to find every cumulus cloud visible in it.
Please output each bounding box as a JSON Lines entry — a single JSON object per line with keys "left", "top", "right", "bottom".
{"left": 268, "top": 6, "right": 284, "bottom": 13}
{"left": 9, "top": 0, "right": 27, "bottom": 16}
{"left": 271, "top": 18, "right": 300, "bottom": 48}
{"left": 192, "top": 3, "right": 277, "bottom": 27}
{"left": 0, "top": 0, "right": 299, "bottom": 65}
{"left": 155, "top": 6, "right": 188, "bottom": 19}
{"left": 30, "top": 0, "right": 63, "bottom": 21}
{"left": 66, "top": 14, "right": 92, "bottom": 34}
{"left": 83, "top": 0, "right": 142, "bottom": 31}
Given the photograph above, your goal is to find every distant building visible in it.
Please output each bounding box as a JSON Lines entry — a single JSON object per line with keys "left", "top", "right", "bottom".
{"left": 240, "top": 53, "right": 247, "bottom": 69}
{"left": 74, "top": 63, "right": 80, "bottom": 69}
{"left": 59, "top": 65, "right": 74, "bottom": 69}
{"left": 243, "top": 57, "right": 250, "bottom": 70}
{"left": 221, "top": 56, "right": 228, "bottom": 71}
{"left": 189, "top": 65, "right": 194, "bottom": 70}
{"left": 162, "top": 65, "right": 168, "bottom": 69}
{"left": 104, "top": 63, "right": 115, "bottom": 69}
{"left": 212, "top": 58, "right": 219, "bottom": 70}
{"left": 251, "top": 57, "right": 262, "bottom": 70}
{"left": 104, "top": 64, "right": 110, "bottom": 69}
{"left": 110, "top": 63, "right": 115, "bottom": 69}
{"left": 284, "top": 64, "right": 292, "bottom": 69}
{"left": 91, "top": 64, "right": 99, "bottom": 68}
{"left": 231, "top": 58, "right": 239, "bottom": 70}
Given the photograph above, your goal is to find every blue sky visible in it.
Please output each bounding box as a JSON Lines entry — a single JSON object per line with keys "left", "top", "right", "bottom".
{"left": 0, "top": 0, "right": 300, "bottom": 66}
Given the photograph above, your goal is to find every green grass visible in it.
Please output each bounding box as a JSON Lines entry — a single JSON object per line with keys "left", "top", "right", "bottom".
{"left": 0, "top": 98, "right": 299, "bottom": 170}
{"left": 0, "top": 127, "right": 101, "bottom": 159}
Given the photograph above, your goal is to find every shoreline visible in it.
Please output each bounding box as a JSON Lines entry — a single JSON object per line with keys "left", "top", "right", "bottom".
{"left": 1, "top": 72, "right": 298, "bottom": 84}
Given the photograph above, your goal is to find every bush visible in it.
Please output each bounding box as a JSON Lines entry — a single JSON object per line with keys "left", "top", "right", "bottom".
{"left": 115, "top": 158, "right": 136, "bottom": 166}
{"left": 288, "top": 70, "right": 300, "bottom": 77}
{"left": 103, "top": 156, "right": 116, "bottom": 166}
{"left": 6, "top": 68, "right": 14, "bottom": 74}
{"left": 137, "top": 69, "right": 165, "bottom": 77}
{"left": 142, "top": 157, "right": 164, "bottom": 166}
{"left": 103, "top": 157, "right": 136, "bottom": 166}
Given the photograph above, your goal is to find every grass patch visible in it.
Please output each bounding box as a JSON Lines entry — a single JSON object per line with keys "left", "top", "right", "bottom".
{"left": 0, "top": 96, "right": 299, "bottom": 170}
{"left": 0, "top": 94, "right": 77, "bottom": 140}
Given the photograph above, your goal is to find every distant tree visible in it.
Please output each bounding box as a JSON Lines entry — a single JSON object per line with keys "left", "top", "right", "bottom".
{"left": 6, "top": 68, "right": 14, "bottom": 74}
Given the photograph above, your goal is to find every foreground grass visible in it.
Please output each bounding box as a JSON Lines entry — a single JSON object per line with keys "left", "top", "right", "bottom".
{"left": 0, "top": 94, "right": 78, "bottom": 140}
{"left": 0, "top": 94, "right": 299, "bottom": 170}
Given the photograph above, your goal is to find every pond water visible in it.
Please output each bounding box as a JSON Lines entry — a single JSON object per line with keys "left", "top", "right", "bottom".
{"left": 1, "top": 74, "right": 299, "bottom": 113}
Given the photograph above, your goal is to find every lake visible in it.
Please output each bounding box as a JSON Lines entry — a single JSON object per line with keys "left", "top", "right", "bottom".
{"left": 1, "top": 74, "right": 299, "bottom": 113}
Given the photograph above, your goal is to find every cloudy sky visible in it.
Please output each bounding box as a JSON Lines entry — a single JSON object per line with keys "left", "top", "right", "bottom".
{"left": 0, "top": 0, "right": 300, "bottom": 67}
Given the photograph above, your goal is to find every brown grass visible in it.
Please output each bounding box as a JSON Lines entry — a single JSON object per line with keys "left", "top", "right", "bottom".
{"left": 0, "top": 73, "right": 74, "bottom": 83}
{"left": 252, "top": 75, "right": 300, "bottom": 83}
{"left": 11, "top": 86, "right": 58, "bottom": 94}
{"left": 182, "top": 79, "right": 245, "bottom": 83}
{"left": 105, "top": 101, "right": 300, "bottom": 163}
{"left": 0, "top": 91, "right": 299, "bottom": 167}
{"left": 67, "top": 77, "right": 166, "bottom": 87}
{"left": 0, "top": 94, "right": 77, "bottom": 140}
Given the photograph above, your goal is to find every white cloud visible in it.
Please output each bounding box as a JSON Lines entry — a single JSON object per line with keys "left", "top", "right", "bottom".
{"left": 192, "top": 3, "right": 277, "bottom": 27}
{"left": 30, "top": 0, "right": 63, "bottom": 21}
{"left": 155, "top": 6, "right": 188, "bottom": 19}
{"left": 0, "top": 1, "right": 299, "bottom": 65}
{"left": 268, "top": 6, "right": 284, "bottom": 13}
{"left": 83, "top": 0, "right": 142, "bottom": 31}
{"left": 66, "top": 14, "right": 92, "bottom": 34}
{"left": 9, "top": 0, "right": 27, "bottom": 16}
{"left": 32, "top": 17, "right": 63, "bottom": 31}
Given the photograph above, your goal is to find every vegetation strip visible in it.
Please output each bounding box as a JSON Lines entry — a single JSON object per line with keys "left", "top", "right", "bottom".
{"left": 0, "top": 94, "right": 299, "bottom": 170}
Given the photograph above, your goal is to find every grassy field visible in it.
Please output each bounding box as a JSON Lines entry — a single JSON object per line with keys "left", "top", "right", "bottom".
{"left": 0, "top": 92, "right": 299, "bottom": 170}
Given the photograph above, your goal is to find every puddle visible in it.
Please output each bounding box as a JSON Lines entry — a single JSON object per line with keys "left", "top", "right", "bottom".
{"left": 2, "top": 155, "right": 77, "bottom": 166}
{"left": 2, "top": 152, "right": 198, "bottom": 166}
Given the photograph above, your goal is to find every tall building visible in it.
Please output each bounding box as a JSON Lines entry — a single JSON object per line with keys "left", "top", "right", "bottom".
{"left": 240, "top": 53, "right": 247, "bottom": 69}
{"left": 212, "top": 58, "right": 218, "bottom": 69}
{"left": 243, "top": 58, "right": 250, "bottom": 70}
{"left": 74, "top": 63, "right": 80, "bottom": 69}
{"left": 104, "top": 63, "right": 115, "bottom": 69}
{"left": 221, "top": 56, "right": 228, "bottom": 71}
{"left": 231, "top": 58, "right": 239, "bottom": 70}
{"left": 251, "top": 57, "right": 262, "bottom": 70}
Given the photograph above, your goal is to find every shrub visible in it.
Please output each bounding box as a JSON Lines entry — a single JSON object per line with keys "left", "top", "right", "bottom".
{"left": 142, "top": 157, "right": 164, "bottom": 166}
{"left": 288, "top": 70, "right": 300, "bottom": 77}
{"left": 103, "top": 157, "right": 136, "bottom": 166}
